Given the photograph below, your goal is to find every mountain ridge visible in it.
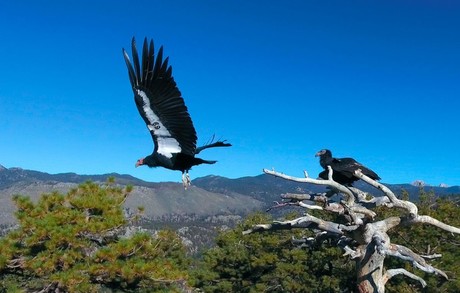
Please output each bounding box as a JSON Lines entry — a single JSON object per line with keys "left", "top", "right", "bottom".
{"left": 2, "top": 165, "right": 459, "bottom": 193}
{"left": 0, "top": 166, "right": 265, "bottom": 226}
{"left": 1, "top": 165, "right": 459, "bottom": 254}
{"left": 1, "top": 165, "right": 459, "bottom": 227}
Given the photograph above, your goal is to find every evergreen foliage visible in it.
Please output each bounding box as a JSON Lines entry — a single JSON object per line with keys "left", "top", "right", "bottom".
{"left": 384, "top": 192, "right": 460, "bottom": 292}
{"left": 0, "top": 179, "right": 458, "bottom": 292}
{"left": 0, "top": 181, "right": 190, "bottom": 292}
{"left": 192, "top": 212, "right": 355, "bottom": 292}
{"left": 194, "top": 192, "right": 460, "bottom": 293}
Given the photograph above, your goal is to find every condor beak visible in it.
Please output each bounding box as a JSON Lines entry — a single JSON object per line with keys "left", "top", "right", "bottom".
{"left": 135, "top": 159, "right": 143, "bottom": 167}
{"left": 315, "top": 152, "right": 321, "bottom": 157}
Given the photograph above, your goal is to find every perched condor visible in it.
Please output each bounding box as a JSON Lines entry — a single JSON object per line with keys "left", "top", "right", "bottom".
{"left": 315, "top": 149, "right": 380, "bottom": 186}
{"left": 122, "top": 37, "right": 231, "bottom": 188}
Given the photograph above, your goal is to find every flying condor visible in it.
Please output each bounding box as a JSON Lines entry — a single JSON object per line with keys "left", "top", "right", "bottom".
{"left": 315, "top": 149, "right": 380, "bottom": 186}
{"left": 122, "top": 37, "right": 231, "bottom": 188}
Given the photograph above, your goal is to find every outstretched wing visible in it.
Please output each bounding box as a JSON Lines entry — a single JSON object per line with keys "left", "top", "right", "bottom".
{"left": 123, "top": 37, "right": 197, "bottom": 158}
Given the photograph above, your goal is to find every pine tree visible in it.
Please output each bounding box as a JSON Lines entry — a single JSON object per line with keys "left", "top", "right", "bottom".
{"left": 192, "top": 212, "right": 355, "bottom": 292}
{"left": 0, "top": 180, "right": 190, "bottom": 292}
{"left": 384, "top": 193, "right": 460, "bottom": 292}
{"left": 194, "top": 192, "right": 460, "bottom": 292}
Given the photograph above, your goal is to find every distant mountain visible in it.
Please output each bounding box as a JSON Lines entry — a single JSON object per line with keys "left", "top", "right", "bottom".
{"left": 193, "top": 174, "right": 327, "bottom": 204}
{"left": 1, "top": 164, "right": 459, "bottom": 254}
{"left": 1, "top": 165, "right": 459, "bottom": 227}
{"left": 193, "top": 174, "right": 460, "bottom": 203}
{"left": 0, "top": 166, "right": 264, "bottom": 226}
{"left": 0, "top": 165, "right": 155, "bottom": 190}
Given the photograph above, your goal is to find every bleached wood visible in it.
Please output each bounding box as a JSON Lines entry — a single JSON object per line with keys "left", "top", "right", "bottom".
{"left": 385, "top": 243, "right": 448, "bottom": 279}
{"left": 354, "top": 170, "right": 418, "bottom": 216}
{"left": 263, "top": 168, "right": 355, "bottom": 204}
{"left": 383, "top": 269, "right": 427, "bottom": 287}
{"left": 413, "top": 215, "right": 460, "bottom": 234}
{"left": 243, "top": 166, "right": 460, "bottom": 292}
{"left": 243, "top": 213, "right": 359, "bottom": 235}
{"left": 421, "top": 253, "right": 442, "bottom": 259}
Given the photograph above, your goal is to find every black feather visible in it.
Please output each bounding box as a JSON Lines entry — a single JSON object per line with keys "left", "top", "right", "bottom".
{"left": 316, "top": 149, "right": 380, "bottom": 186}
{"left": 132, "top": 38, "right": 141, "bottom": 86}
{"left": 122, "top": 49, "right": 137, "bottom": 89}
{"left": 123, "top": 37, "right": 231, "bottom": 177}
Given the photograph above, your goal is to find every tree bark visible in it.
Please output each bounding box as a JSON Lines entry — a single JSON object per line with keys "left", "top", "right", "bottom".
{"left": 243, "top": 167, "right": 460, "bottom": 292}
{"left": 356, "top": 242, "right": 386, "bottom": 293}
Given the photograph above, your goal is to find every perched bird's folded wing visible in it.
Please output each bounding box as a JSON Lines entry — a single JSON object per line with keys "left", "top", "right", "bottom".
{"left": 331, "top": 158, "right": 360, "bottom": 179}
{"left": 335, "top": 158, "right": 380, "bottom": 181}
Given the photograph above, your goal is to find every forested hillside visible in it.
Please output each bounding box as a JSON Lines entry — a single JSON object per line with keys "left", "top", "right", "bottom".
{"left": 0, "top": 177, "right": 459, "bottom": 292}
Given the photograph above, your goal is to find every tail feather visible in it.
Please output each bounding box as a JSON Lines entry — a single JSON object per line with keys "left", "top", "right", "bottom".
{"left": 363, "top": 168, "right": 381, "bottom": 181}
{"left": 195, "top": 137, "right": 232, "bottom": 154}
{"left": 191, "top": 158, "right": 217, "bottom": 166}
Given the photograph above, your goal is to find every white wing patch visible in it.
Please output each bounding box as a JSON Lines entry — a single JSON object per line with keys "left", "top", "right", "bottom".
{"left": 155, "top": 137, "right": 182, "bottom": 158}
{"left": 138, "top": 89, "right": 181, "bottom": 158}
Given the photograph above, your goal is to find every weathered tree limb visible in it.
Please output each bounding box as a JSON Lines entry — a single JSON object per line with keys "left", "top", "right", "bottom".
{"left": 7, "top": 257, "right": 25, "bottom": 269}
{"left": 383, "top": 269, "right": 427, "bottom": 288}
{"left": 249, "top": 166, "right": 460, "bottom": 292}
{"left": 264, "top": 168, "right": 355, "bottom": 205}
{"left": 242, "top": 213, "right": 359, "bottom": 235}
{"left": 338, "top": 236, "right": 363, "bottom": 259}
{"left": 264, "top": 168, "right": 380, "bottom": 224}
{"left": 266, "top": 200, "right": 323, "bottom": 212}
{"left": 348, "top": 187, "right": 393, "bottom": 208}
{"left": 386, "top": 243, "right": 448, "bottom": 279}
{"left": 355, "top": 170, "right": 418, "bottom": 216}
{"left": 342, "top": 245, "right": 362, "bottom": 259}
{"left": 279, "top": 193, "right": 376, "bottom": 224}
{"left": 411, "top": 215, "right": 460, "bottom": 234}
{"left": 350, "top": 205, "right": 377, "bottom": 220}
{"left": 269, "top": 196, "right": 348, "bottom": 215}
{"left": 420, "top": 253, "right": 442, "bottom": 259}
{"left": 281, "top": 192, "right": 330, "bottom": 204}
{"left": 291, "top": 231, "right": 334, "bottom": 248}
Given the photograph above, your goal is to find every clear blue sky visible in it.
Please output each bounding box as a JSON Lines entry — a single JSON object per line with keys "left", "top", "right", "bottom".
{"left": 1, "top": 0, "right": 459, "bottom": 186}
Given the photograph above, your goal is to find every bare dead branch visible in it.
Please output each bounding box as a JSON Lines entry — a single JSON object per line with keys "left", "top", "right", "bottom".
{"left": 350, "top": 205, "right": 377, "bottom": 220}
{"left": 355, "top": 170, "right": 419, "bottom": 216}
{"left": 291, "top": 236, "right": 315, "bottom": 247}
{"left": 243, "top": 213, "right": 359, "bottom": 235}
{"left": 265, "top": 200, "right": 323, "bottom": 212}
{"left": 263, "top": 168, "right": 355, "bottom": 204}
{"left": 264, "top": 168, "right": 382, "bottom": 224}
{"left": 281, "top": 192, "right": 330, "bottom": 203}
{"left": 412, "top": 215, "right": 460, "bottom": 234}
{"left": 342, "top": 245, "right": 362, "bottom": 259}
{"left": 254, "top": 165, "right": 460, "bottom": 292}
{"left": 296, "top": 201, "right": 324, "bottom": 210}
{"left": 265, "top": 201, "right": 295, "bottom": 212}
{"left": 348, "top": 186, "right": 393, "bottom": 208}
{"left": 386, "top": 243, "right": 448, "bottom": 279}
{"left": 7, "top": 257, "right": 25, "bottom": 269}
{"left": 34, "top": 282, "right": 59, "bottom": 293}
{"left": 383, "top": 269, "right": 427, "bottom": 287}
{"left": 421, "top": 253, "right": 442, "bottom": 259}
{"left": 338, "top": 236, "right": 363, "bottom": 259}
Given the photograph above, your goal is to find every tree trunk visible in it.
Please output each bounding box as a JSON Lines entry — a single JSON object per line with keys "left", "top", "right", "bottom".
{"left": 243, "top": 168, "right": 460, "bottom": 292}
{"left": 356, "top": 243, "right": 385, "bottom": 293}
